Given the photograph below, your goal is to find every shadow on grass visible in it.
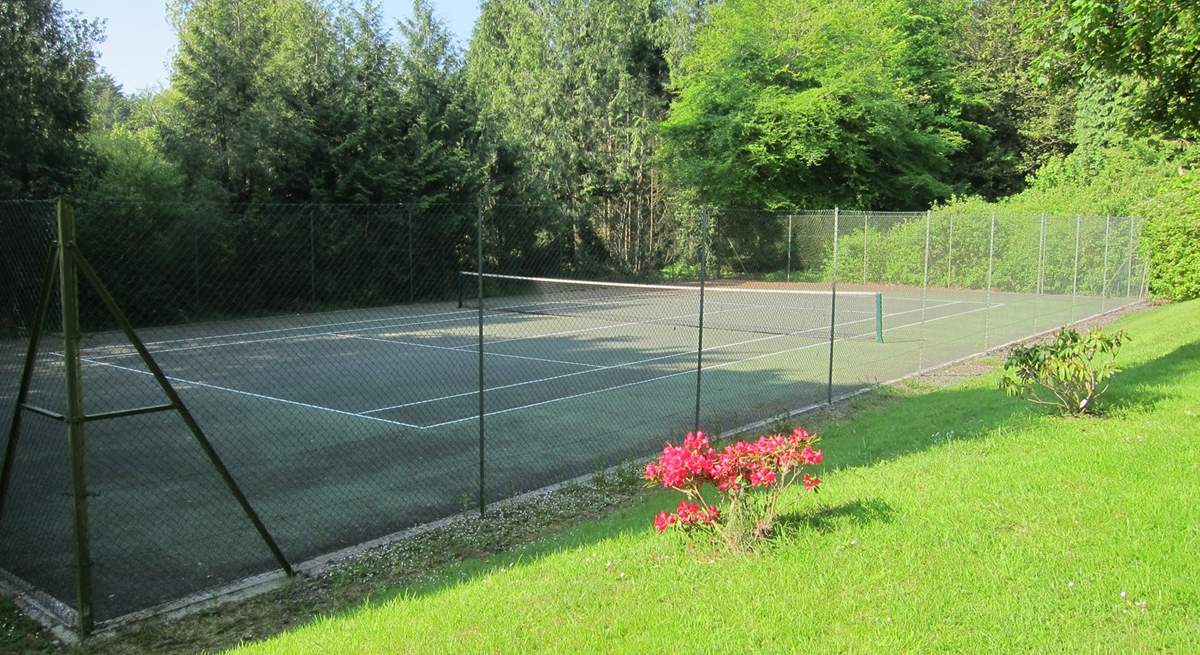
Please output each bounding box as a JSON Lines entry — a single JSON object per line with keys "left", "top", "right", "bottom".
{"left": 1102, "top": 342, "right": 1200, "bottom": 415}
{"left": 776, "top": 498, "right": 896, "bottom": 535}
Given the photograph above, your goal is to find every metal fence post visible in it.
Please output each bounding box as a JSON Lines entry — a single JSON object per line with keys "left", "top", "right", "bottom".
{"left": 1072, "top": 215, "right": 1081, "bottom": 322}
{"left": 984, "top": 211, "right": 996, "bottom": 350}
{"left": 947, "top": 212, "right": 954, "bottom": 287}
{"left": 694, "top": 207, "right": 709, "bottom": 431}
{"left": 862, "top": 211, "right": 869, "bottom": 286}
{"left": 1101, "top": 215, "right": 1111, "bottom": 312}
{"left": 827, "top": 208, "right": 839, "bottom": 406}
{"left": 57, "top": 199, "right": 94, "bottom": 636}
{"left": 192, "top": 220, "right": 201, "bottom": 311}
{"left": 1140, "top": 232, "right": 1151, "bottom": 300}
{"left": 786, "top": 213, "right": 793, "bottom": 282}
{"left": 476, "top": 203, "right": 486, "bottom": 518}
{"left": 309, "top": 209, "right": 316, "bottom": 307}
{"left": 407, "top": 205, "right": 415, "bottom": 303}
{"left": 1037, "top": 212, "right": 1047, "bottom": 296}
{"left": 1126, "top": 216, "right": 1135, "bottom": 299}
{"left": 918, "top": 209, "right": 931, "bottom": 369}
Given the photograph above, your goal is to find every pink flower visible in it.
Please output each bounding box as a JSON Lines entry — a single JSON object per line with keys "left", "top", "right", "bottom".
{"left": 648, "top": 428, "right": 825, "bottom": 534}
{"left": 653, "top": 511, "right": 676, "bottom": 533}
{"left": 644, "top": 462, "right": 661, "bottom": 481}
{"left": 748, "top": 467, "right": 777, "bottom": 487}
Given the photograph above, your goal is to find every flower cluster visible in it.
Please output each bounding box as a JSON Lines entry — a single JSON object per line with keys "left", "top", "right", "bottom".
{"left": 644, "top": 429, "right": 823, "bottom": 543}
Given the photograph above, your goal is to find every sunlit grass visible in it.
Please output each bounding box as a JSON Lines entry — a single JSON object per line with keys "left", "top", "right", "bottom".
{"left": 230, "top": 301, "right": 1200, "bottom": 654}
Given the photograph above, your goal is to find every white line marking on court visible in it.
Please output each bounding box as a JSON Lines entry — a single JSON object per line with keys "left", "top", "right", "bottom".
{"left": 68, "top": 297, "right": 1004, "bottom": 432}
{"left": 78, "top": 312, "right": 489, "bottom": 360}
{"left": 118, "top": 306, "right": 478, "bottom": 348}
{"left": 76, "top": 357, "right": 423, "bottom": 429}
{"left": 448, "top": 302, "right": 753, "bottom": 351}
{"left": 415, "top": 302, "right": 999, "bottom": 428}
{"left": 334, "top": 333, "right": 602, "bottom": 369}
{"left": 364, "top": 300, "right": 969, "bottom": 418}
{"left": 80, "top": 291, "right": 723, "bottom": 360}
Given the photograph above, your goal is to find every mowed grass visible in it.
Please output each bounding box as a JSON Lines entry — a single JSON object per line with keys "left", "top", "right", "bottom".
{"left": 231, "top": 301, "right": 1200, "bottom": 654}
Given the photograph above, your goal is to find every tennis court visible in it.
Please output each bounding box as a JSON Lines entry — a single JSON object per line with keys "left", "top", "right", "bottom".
{"left": 1, "top": 276, "right": 1123, "bottom": 622}
{"left": 0, "top": 203, "right": 1148, "bottom": 629}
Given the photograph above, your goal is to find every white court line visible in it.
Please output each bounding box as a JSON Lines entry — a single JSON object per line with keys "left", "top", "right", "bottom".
{"left": 117, "top": 306, "right": 477, "bottom": 348}
{"left": 76, "top": 357, "right": 422, "bottom": 429}
{"left": 78, "top": 290, "right": 734, "bottom": 360}
{"left": 65, "top": 299, "right": 1002, "bottom": 432}
{"left": 362, "top": 299, "right": 968, "bottom": 416}
{"left": 447, "top": 301, "right": 756, "bottom": 351}
{"left": 418, "top": 300, "right": 1000, "bottom": 429}
{"left": 77, "top": 312, "right": 487, "bottom": 360}
{"left": 335, "top": 333, "right": 602, "bottom": 369}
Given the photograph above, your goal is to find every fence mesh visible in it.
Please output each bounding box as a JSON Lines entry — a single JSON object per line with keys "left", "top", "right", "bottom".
{"left": 0, "top": 200, "right": 1147, "bottom": 629}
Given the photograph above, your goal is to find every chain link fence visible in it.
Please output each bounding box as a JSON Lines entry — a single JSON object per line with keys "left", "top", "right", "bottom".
{"left": 0, "top": 199, "right": 1146, "bottom": 634}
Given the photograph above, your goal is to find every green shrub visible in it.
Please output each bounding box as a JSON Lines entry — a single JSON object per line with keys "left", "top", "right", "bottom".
{"left": 999, "top": 327, "right": 1129, "bottom": 416}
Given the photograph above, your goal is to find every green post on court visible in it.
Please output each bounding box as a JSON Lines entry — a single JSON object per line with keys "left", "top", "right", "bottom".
{"left": 874, "top": 292, "right": 884, "bottom": 343}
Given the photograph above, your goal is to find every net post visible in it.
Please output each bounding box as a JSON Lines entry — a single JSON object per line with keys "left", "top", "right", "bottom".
{"left": 57, "top": 198, "right": 94, "bottom": 636}
{"left": 457, "top": 270, "right": 464, "bottom": 308}
{"left": 1101, "top": 215, "right": 1111, "bottom": 312}
{"left": 874, "top": 292, "right": 883, "bottom": 343}
{"left": 1072, "top": 214, "right": 1081, "bottom": 322}
{"left": 984, "top": 211, "right": 996, "bottom": 350}
{"left": 827, "top": 208, "right": 839, "bottom": 406}
{"left": 476, "top": 202, "right": 486, "bottom": 518}
{"left": 694, "top": 207, "right": 709, "bottom": 432}
{"left": 0, "top": 246, "right": 59, "bottom": 527}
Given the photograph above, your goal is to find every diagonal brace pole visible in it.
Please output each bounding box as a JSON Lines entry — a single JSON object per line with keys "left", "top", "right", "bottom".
{"left": 69, "top": 246, "right": 294, "bottom": 579}
{"left": 0, "top": 247, "right": 59, "bottom": 524}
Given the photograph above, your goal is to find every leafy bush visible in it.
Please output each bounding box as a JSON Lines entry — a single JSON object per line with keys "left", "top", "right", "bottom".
{"left": 1000, "top": 327, "right": 1129, "bottom": 415}
{"left": 643, "top": 429, "right": 823, "bottom": 552}
{"left": 1137, "top": 174, "right": 1200, "bottom": 301}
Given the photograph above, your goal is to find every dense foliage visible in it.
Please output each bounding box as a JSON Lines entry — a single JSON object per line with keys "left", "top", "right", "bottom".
{"left": 658, "top": 0, "right": 980, "bottom": 211}
{"left": 0, "top": 0, "right": 1195, "bottom": 303}
{"left": 0, "top": 0, "right": 100, "bottom": 197}
{"left": 1137, "top": 174, "right": 1200, "bottom": 302}
{"left": 1056, "top": 0, "right": 1200, "bottom": 139}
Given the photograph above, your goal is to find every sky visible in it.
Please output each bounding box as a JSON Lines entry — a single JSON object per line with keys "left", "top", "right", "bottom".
{"left": 60, "top": 1, "right": 482, "bottom": 93}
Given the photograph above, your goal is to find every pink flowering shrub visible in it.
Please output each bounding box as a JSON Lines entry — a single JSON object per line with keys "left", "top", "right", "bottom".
{"left": 644, "top": 429, "right": 823, "bottom": 551}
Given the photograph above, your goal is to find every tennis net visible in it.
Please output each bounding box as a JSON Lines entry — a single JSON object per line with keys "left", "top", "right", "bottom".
{"left": 458, "top": 272, "right": 884, "bottom": 342}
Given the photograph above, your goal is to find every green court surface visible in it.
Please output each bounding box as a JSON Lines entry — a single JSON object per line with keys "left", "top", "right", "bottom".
{"left": 0, "top": 282, "right": 1141, "bottom": 622}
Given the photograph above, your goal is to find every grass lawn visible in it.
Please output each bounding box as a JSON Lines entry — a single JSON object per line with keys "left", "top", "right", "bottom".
{"left": 224, "top": 300, "right": 1200, "bottom": 654}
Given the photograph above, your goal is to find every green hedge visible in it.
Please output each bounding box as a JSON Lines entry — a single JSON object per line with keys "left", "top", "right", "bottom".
{"left": 1138, "top": 174, "right": 1200, "bottom": 301}
{"left": 827, "top": 211, "right": 1141, "bottom": 297}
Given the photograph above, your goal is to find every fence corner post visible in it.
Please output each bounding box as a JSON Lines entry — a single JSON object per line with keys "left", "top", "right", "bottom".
{"left": 57, "top": 198, "right": 95, "bottom": 637}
